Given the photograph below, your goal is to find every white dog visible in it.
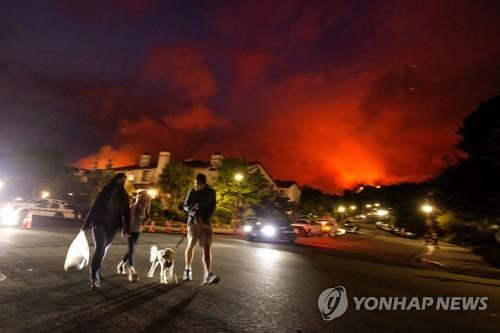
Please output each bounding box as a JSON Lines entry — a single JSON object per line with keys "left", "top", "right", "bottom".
{"left": 147, "top": 245, "right": 177, "bottom": 284}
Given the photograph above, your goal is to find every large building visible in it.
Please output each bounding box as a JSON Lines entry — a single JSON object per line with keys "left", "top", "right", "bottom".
{"left": 107, "top": 151, "right": 171, "bottom": 189}
{"left": 101, "top": 151, "right": 301, "bottom": 202}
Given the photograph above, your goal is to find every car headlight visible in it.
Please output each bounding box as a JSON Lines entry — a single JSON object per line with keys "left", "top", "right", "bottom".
{"left": 243, "top": 225, "right": 252, "bottom": 232}
{"left": 1, "top": 205, "right": 19, "bottom": 226}
{"left": 261, "top": 225, "right": 276, "bottom": 237}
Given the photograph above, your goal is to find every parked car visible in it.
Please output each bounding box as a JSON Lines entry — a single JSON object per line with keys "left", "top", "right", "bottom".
{"left": 391, "top": 227, "right": 401, "bottom": 234}
{"left": 343, "top": 221, "right": 360, "bottom": 233}
{"left": 395, "top": 228, "right": 417, "bottom": 239}
{"left": 383, "top": 223, "right": 393, "bottom": 231}
{"left": 401, "top": 230, "right": 417, "bottom": 239}
{"left": 291, "top": 219, "right": 323, "bottom": 237}
{"left": 318, "top": 220, "right": 342, "bottom": 237}
{"left": 376, "top": 222, "right": 393, "bottom": 231}
{"left": 1, "top": 198, "right": 77, "bottom": 226}
{"left": 346, "top": 215, "right": 366, "bottom": 223}
{"left": 243, "top": 218, "right": 296, "bottom": 243}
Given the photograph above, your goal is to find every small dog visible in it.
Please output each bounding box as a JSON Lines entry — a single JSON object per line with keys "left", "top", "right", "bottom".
{"left": 147, "top": 245, "right": 178, "bottom": 284}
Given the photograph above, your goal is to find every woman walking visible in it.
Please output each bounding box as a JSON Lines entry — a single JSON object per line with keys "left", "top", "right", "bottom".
{"left": 117, "top": 190, "right": 151, "bottom": 282}
{"left": 82, "top": 173, "right": 131, "bottom": 289}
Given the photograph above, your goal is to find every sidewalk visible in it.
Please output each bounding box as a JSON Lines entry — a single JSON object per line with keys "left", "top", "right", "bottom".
{"left": 295, "top": 234, "right": 426, "bottom": 267}
{"left": 295, "top": 234, "right": 500, "bottom": 279}
{"left": 419, "top": 243, "right": 500, "bottom": 279}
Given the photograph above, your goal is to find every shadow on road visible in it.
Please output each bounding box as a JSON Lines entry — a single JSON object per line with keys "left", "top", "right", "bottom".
{"left": 139, "top": 286, "right": 202, "bottom": 332}
{"left": 24, "top": 279, "right": 186, "bottom": 332}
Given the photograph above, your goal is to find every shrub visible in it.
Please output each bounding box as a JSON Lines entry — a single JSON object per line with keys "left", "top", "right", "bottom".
{"left": 213, "top": 207, "right": 232, "bottom": 224}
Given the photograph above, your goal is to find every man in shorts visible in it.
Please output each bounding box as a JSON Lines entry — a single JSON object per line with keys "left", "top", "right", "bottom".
{"left": 183, "top": 173, "right": 219, "bottom": 284}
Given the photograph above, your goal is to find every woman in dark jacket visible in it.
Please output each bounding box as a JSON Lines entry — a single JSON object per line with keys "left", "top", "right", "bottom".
{"left": 82, "top": 173, "right": 131, "bottom": 288}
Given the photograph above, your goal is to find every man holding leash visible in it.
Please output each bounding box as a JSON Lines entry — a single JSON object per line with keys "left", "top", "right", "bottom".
{"left": 183, "top": 173, "right": 219, "bottom": 285}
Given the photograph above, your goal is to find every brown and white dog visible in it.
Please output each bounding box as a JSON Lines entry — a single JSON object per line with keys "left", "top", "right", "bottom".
{"left": 147, "top": 245, "right": 178, "bottom": 284}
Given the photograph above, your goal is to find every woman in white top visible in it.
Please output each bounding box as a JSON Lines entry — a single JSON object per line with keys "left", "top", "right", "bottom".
{"left": 117, "top": 190, "right": 151, "bottom": 281}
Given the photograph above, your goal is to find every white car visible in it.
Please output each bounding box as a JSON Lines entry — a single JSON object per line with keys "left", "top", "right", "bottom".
{"left": 0, "top": 198, "right": 77, "bottom": 226}
{"left": 291, "top": 219, "right": 323, "bottom": 237}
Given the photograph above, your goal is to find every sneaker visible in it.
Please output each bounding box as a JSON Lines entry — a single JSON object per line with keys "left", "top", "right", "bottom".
{"left": 183, "top": 269, "right": 192, "bottom": 281}
{"left": 128, "top": 267, "right": 139, "bottom": 282}
{"left": 203, "top": 272, "right": 220, "bottom": 285}
{"left": 116, "top": 261, "right": 126, "bottom": 275}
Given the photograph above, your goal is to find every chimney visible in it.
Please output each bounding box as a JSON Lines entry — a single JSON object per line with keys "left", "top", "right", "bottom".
{"left": 139, "top": 152, "right": 151, "bottom": 167}
{"left": 210, "top": 152, "right": 223, "bottom": 168}
{"left": 156, "top": 151, "right": 171, "bottom": 175}
{"left": 105, "top": 159, "right": 113, "bottom": 169}
{"left": 92, "top": 161, "right": 98, "bottom": 171}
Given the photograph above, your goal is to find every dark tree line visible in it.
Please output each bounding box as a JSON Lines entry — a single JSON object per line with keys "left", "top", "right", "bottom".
{"left": 434, "top": 93, "right": 500, "bottom": 224}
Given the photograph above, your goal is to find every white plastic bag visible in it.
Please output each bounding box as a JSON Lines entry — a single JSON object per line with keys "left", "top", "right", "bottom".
{"left": 64, "top": 230, "right": 90, "bottom": 271}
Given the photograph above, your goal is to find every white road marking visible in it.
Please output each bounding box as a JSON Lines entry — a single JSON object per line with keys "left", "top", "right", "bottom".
{"left": 0, "top": 273, "right": 6, "bottom": 282}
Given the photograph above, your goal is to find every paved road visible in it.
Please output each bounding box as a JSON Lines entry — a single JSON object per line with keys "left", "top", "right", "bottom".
{"left": 0, "top": 227, "right": 498, "bottom": 332}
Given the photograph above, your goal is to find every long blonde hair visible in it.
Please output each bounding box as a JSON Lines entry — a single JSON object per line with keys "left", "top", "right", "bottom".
{"left": 131, "top": 191, "right": 151, "bottom": 218}
{"left": 135, "top": 190, "right": 151, "bottom": 207}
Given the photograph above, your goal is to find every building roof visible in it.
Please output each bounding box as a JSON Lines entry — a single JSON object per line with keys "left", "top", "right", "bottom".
{"left": 182, "top": 160, "right": 212, "bottom": 168}
{"left": 248, "top": 161, "right": 275, "bottom": 181}
{"left": 65, "top": 165, "right": 90, "bottom": 172}
{"left": 104, "top": 157, "right": 280, "bottom": 189}
{"left": 275, "top": 180, "right": 299, "bottom": 188}
{"left": 108, "top": 159, "right": 214, "bottom": 171}
{"left": 111, "top": 164, "right": 155, "bottom": 171}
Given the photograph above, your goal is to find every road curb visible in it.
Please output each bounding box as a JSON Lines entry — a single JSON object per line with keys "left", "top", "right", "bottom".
{"left": 420, "top": 258, "right": 448, "bottom": 268}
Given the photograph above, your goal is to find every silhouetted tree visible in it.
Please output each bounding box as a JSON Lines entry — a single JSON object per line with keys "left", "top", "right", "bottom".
{"left": 299, "top": 186, "right": 337, "bottom": 216}
{"left": 434, "top": 93, "right": 500, "bottom": 224}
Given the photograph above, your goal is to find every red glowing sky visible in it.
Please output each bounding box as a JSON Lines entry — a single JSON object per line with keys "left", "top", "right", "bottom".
{"left": 1, "top": 1, "right": 500, "bottom": 192}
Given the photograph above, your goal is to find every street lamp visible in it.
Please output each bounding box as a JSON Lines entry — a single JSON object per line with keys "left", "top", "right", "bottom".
{"left": 40, "top": 191, "right": 50, "bottom": 199}
{"left": 376, "top": 209, "right": 389, "bottom": 217}
{"left": 234, "top": 173, "right": 244, "bottom": 182}
{"left": 232, "top": 172, "right": 244, "bottom": 226}
{"left": 350, "top": 205, "right": 356, "bottom": 211}
{"left": 374, "top": 203, "right": 380, "bottom": 207}
{"left": 421, "top": 204, "right": 433, "bottom": 214}
{"left": 147, "top": 188, "right": 158, "bottom": 199}
{"left": 337, "top": 206, "right": 346, "bottom": 213}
